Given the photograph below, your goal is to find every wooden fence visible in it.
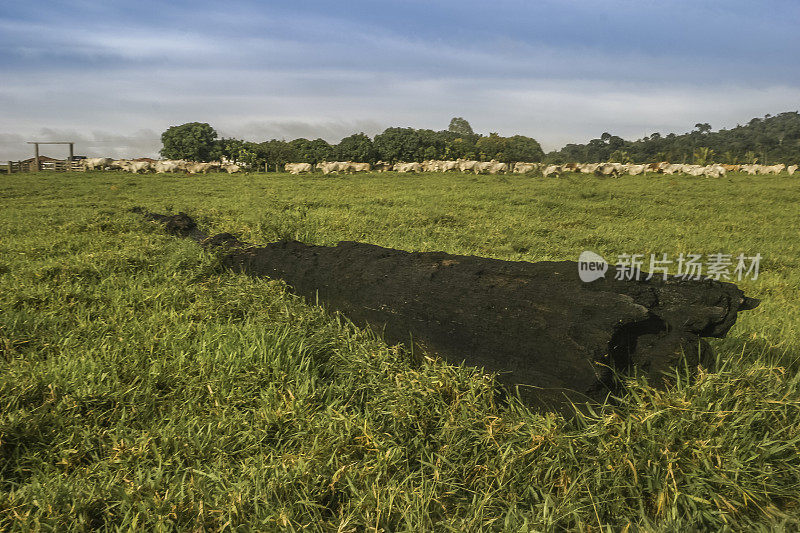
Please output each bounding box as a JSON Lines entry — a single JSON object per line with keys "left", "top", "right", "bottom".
{"left": 2, "top": 160, "right": 84, "bottom": 173}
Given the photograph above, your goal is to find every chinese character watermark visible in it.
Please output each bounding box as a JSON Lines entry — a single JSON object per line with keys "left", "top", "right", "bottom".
{"left": 578, "top": 251, "right": 761, "bottom": 282}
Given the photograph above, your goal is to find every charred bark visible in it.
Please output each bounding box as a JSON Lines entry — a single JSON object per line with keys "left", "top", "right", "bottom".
{"left": 136, "top": 209, "right": 759, "bottom": 411}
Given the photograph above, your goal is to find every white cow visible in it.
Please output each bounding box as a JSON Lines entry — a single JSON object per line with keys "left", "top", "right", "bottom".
{"left": 788, "top": 165, "right": 798, "bottom": 176}
{"left": 393, "top": 162, "right": 422, "bottom": 173}
{"left": 153, "top": 160, "right": 183, "bottom": 173}
{"left": 184, "top": 162, "right": 219, "bottom": 174}
{"left": 315, "top": 162, "right": 335, "bottom": 174}
{"left": 739, "top": 164, "right": 758, "bottom": 175}
{"left": 486, "top": 161, "right": 508, "bottom": 174}
{"left": 315, "top": 161, "right": 351, "bottom": 174}
{"left": 457, "top": 159, "right": 478, "bottom": 173}
{"left": 594, "top": 163, "right": 621, "bottom": 177}
{"left": 472, "top": 161, "right": 493, "bottom": 174}
{"left": 660, "top": 164, "right": 683, "bottom": 175}
{"left": 421, "top": 160, "right": 440, "bottom": 172}
{"left": 440, "top": 160, "right": 459, "bottom": 172}
{"left": 221, "top": 163, "right": 242, "bottom": 174}
{"left": 123, "top": 161, "right": 152, "bottom": 173}
{"left": 542, "top": 165, "right": 562, "bottom": 178}
{"left": 761, "top": 164, "right": 785, "bottom": 175}
{"left": 625, "top": 164, "right": 647, "bottom": 176}
{"left": 578, "top": 163, "right": 600, "bottom": 174}
{"left": 81, "top": 157, "right": 113, "bottom": 171}
{"left": 682, "top": 165, "right": 705, "bottom": 177}
{"left": 373, "top": 161, "right": 392, "bottom": 172}
{"left": 333, "top": 161, "right": 355, "bottom": 173}
{"left": 285, "top": 163, "right": 313, "bottom": 174}
{"left": 703, "top": 165, "right": 725, "bottom": 178}
{"left": 349, "top": 162, "right": 371, "bottom": 173}
{"left": 513, "top": 162, "right": 537, "bottom": 174}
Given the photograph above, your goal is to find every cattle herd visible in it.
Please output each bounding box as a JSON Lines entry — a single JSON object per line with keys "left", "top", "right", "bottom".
{"left": 292, "top": 160, "right": 798, "bottom": 178}
{"left": 82, "top": 157, "right": 797, "bottom": 178}
{"left": 80, "top": 158, "right": 242, "bottom": 174}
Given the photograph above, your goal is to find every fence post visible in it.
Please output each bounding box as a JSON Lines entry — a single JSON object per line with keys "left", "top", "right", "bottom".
{"left": 6, "top": 161, "right": 11, "bottom": 175}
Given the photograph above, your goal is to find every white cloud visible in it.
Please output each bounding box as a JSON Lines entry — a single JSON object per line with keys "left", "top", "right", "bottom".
{"left": 0, "top": 129, "right": 161, "bottom": 160}
{"left": 482, "top": 82, "right": 800, "bottom": 149}
{"left": 2, "top": 61, "right": 799, "bottom": 158}
{"left": 1, "top": 2, "right": 799, "bottom": 158}
{"left": 224, "top": 120, "right": 387, "bottom": 143}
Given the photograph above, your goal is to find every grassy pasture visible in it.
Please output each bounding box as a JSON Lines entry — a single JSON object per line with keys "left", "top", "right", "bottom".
{"left": 1, "top": 170, "right": 799, "bottom": 531}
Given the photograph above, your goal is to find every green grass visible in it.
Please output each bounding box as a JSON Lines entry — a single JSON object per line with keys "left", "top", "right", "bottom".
{"left": 1, "top": 170, "right": 799, "bottom": 531}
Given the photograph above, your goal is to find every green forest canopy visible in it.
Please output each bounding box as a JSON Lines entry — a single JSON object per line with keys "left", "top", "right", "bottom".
{"left": 548, "top": 112, "right": 800, "bottom": 165}
{"left": 161, "top": 112, "right": 800, "bottom": 167}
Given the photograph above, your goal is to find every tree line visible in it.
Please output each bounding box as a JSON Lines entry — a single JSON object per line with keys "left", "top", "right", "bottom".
{"left": 160, "top": 118, "right": 545, "bottom": 168}
{"left": 547, "top": 111, "right": 800, "bottom": 165}
{"left": 161, "top": 111, "right": 800, "bottom": 169}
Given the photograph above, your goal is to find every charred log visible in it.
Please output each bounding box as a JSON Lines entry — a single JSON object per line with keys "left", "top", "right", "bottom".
{"left": 135, "top": 209, "right": 759, "bottom": 411}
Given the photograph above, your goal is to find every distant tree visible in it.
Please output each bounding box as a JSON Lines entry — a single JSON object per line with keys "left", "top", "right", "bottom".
{"left": 286, "top": 137, "right": 335, "bottom": 164}
{"left": 547, "top": 112, "right": 800, "bottom": 164}
{"left": 335, "top": 133, "right": 377, "bottom": 162}
{"left": 586, "top": 138, "right": 608, "bottom": 162}
{"left": 160, "top": 122, "right": 220, "bottom": 161}
{"left": 259, "top": 139, "right": 296, "bottom": 170}
{"left": 219, "top": 138, "right": 261, "bottom": 169}
{"left": 548, "top": 143, "right": 584, "bottom": 163}
{"left": 504, "top": 135, "right": 544, "bottom": 162}
{"left": 693, "top": 147, "right": 714, "bottom": 165}
{"left": 448, "top": 117, "right": 474, "bottom": 136}
{"left": 608, "top": 135, "right": 625, "bottom": 149}
{"left": 694, "top": 123, "right": 712, "bottom": 134}
{"left": 309, "top": 138, "right": 335, "bottom": 163}
{"left": 371, "top": 125, "right": 488, "bottom": 162}
{"left": 373, "top": 127, "right": 422, "bottom": 162}
{"left": 445, "top": 137, "right": 478, "bottom": 160}
{"left": 475, "top": 132, "right": 507, "bottom": 161}
{"left": 288, "top": 138, "right": 314, "bottom": 164}
{"left": 416, "top": 129, "right": 449, "bottom": 160}
{"left": 219, "top": 137, "right": 245, "bottom": 160}
{"left": 609, "top": 150, "right": 633, "bottom": 164}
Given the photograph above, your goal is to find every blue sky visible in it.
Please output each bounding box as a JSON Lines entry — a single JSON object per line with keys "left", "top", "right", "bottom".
{"left": 2, "top": 0, "right": 799, "bottom": 158}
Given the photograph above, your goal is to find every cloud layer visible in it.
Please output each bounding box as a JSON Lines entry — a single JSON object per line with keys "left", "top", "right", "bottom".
{"left": 2, "top": 0, "right": 799, "bottom": 159}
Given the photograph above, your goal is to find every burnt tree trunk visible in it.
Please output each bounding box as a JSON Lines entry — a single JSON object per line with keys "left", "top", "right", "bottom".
{"left": 138, "top": 210, "right": 759, "bottom": 411}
